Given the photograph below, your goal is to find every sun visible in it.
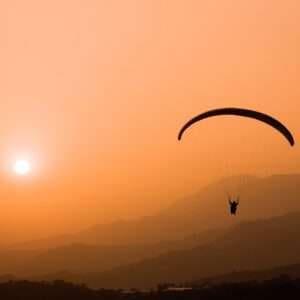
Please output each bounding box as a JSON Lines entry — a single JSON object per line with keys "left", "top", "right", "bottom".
{"left": 13, "top": 160, "right": 31, "bottom": 176}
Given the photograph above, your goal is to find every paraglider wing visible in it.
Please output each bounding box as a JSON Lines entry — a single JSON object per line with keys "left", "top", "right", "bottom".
{"left": 178, "top": 107, "right": 294, "bottom": 146}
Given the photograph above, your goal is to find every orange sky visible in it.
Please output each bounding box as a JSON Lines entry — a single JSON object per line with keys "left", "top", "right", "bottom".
{"left": 0, "top": 0, "right": 300, "bottom": 243}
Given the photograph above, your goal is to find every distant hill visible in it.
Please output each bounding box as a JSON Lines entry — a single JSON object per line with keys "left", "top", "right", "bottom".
{"left": 77, "top": 212, "right": 300, "bottom": 289}
{"left": 3, "top": 174, "right": 300, "bottom": 284}
{"left": 192, "top": 263, "right": 300, "bottom": 286}
{"left": 4, "top": 211, "right": 300, "bottom": 289}
{"left": 12, "top": 174, "right": 300, "bottom": 250}
{"left": 0, "top": 229, "right": 221, "bottom": 277}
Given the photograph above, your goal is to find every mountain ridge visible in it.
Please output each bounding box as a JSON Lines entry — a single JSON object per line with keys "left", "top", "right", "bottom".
{"left": 11, "top": 174, "right": 300, "bottom": 250}
{"left": 76, "top": 211, "right": 300, "bottom": 288}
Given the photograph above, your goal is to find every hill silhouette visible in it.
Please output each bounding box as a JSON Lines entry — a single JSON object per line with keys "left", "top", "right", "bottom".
{"left": 1, "top": 277, "right": 300, "bottom": 300}
{"left": 0, "top": 229, "right": 221, "bottom": 277}
{"left": 12, "top": 174, "right": 300, "bottom": 250}
{"left": 2, "top": 174, "right": 300, "bottom": 286}
{"left": 74, "top": 212, "right": 300, "bottom": 289}
{"left": 191, "top": 263, "right": 300, "bottom": 286}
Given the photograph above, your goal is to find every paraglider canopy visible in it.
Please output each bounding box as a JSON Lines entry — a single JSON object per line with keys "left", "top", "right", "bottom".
{"left": 178, "top": 107, "right": 294, "bottom": 146}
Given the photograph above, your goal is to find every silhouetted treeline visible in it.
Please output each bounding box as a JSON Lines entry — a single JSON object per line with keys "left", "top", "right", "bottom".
{"left": 1, "top": 275, "right": 300, "bottom": 299}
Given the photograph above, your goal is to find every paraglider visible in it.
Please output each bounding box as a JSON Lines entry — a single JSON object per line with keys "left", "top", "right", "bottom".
{"left": 178, "top": 107, "right": 294, "bottom": 146}
{"left": 178, "top": 107, "right": 295, "bottom": 215}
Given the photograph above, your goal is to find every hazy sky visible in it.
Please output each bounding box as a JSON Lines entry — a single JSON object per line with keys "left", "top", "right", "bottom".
{"left": 0, "top": 0, "right": 300, "bottom": 242}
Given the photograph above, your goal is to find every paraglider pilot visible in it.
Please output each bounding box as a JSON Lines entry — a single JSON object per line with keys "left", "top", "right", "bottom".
{"left": 228, "top": 196, "right": 239, "bottom": 215}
